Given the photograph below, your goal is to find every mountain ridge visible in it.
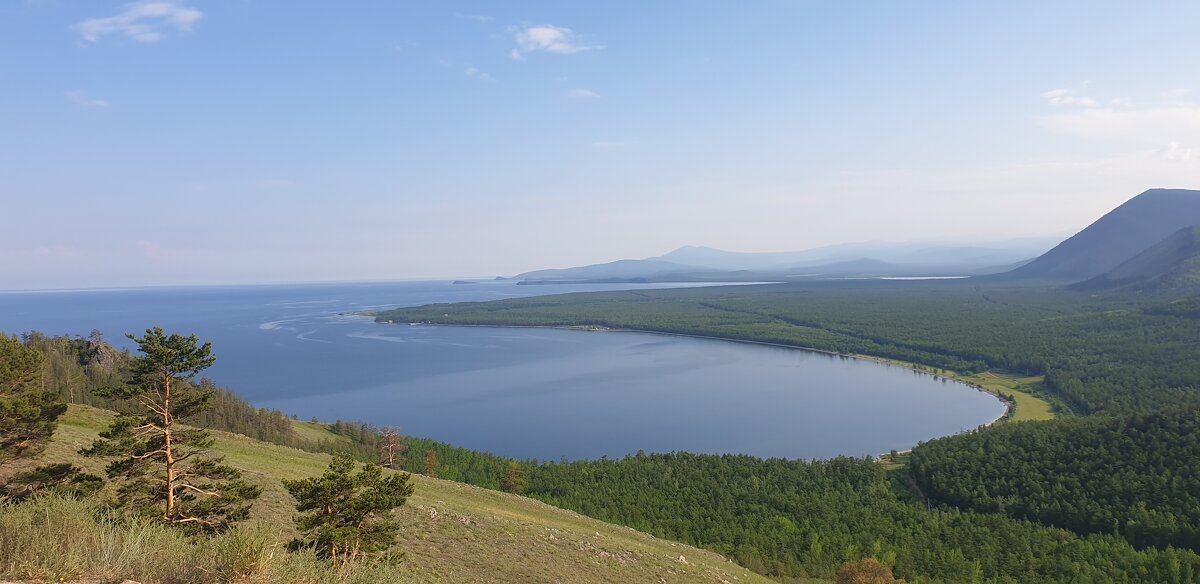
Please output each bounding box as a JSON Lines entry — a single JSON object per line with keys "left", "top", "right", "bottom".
{"left": 998, "top": 188, "right": 1200, "bottom": 283}
{"left": 513, "top": 240, "right": 1052, "bottom": 283}
{"left": 1072, "top": 225, "right": 1200, "bottom": 292}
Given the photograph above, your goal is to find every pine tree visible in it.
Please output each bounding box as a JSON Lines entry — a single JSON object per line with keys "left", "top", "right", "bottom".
{"left": 423, "top": 449, "right": 438, "bottom": 478}
{"left": 501, "top": 461, "right": 526, "bottom": 494}
{"left": 378, "top": 426, "right": 408, "bottom": 470}
{"left": 0, "top": 334, "right": 64, "bottom": 463}
{"left": 1, "top": 462, "right": 103, "bottom": 503}
{"left": 283, "top": 454, "right": 414, "bottom": 564}
{"left": 0, "top": 334, "right": 102, "bottom": 502}
{"left": 836, "top": 559, "right": 906, "bottom": 584}
{"left": 83, "top": 328, "right": 259, "bottom": 532}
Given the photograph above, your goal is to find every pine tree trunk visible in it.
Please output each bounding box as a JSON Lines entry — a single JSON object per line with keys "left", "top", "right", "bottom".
{"left": 164, "top": 375, "right": 174, "bottom": 521}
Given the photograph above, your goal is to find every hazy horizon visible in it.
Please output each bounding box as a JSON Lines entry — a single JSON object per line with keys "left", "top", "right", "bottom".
{"left": 1, "top": 232, "right": 1075, "bottom": 291}
{"left": 3, "top": 1, "right": 1199, "bottom": 289}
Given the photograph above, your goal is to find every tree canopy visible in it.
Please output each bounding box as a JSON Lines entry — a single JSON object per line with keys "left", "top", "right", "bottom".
{"left": 0, "top": 334, "right": 64, "bottom": 463}
{"left": 84, "top": 328, "right": 259, "bottom": 532}
{"left": 283, "top": 454, "right": 414, "bottom": 563}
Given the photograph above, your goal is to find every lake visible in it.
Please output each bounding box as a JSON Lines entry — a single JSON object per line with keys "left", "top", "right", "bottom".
{"left": 0, "top": 280, "right": 1005, "bottom": 460}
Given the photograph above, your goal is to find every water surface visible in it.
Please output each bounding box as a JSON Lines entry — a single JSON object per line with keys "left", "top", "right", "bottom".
{"left": 0, "top": 280, "right": 1004, "bottom": 460}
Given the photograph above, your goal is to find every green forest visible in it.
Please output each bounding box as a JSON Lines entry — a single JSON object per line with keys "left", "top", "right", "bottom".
{"left": 909, "top": 406, "right": 1200, "bottom": 551}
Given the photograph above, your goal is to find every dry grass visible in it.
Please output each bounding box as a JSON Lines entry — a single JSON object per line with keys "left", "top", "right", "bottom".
{"left": 0, "top": 496, "right": 415, "bottom": 584}
{"left": 0, "top": 405, "right": 776, "bottom": 584}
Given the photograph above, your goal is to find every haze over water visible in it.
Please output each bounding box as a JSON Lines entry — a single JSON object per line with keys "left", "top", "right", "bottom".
{"left": 0, "top": 281, "right": 1004, "bottom": 460}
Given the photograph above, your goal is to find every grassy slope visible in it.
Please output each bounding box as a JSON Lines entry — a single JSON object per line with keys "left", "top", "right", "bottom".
{"left": 12, "top": 405, "right": 778, "bottom": 584}
{"left": 961, "top": 372, "right": 1054, "bottom": 422}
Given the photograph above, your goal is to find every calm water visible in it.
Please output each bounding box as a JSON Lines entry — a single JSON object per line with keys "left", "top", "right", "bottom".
{"left": 0, "top": 280, "right": 1004, "bottom": 460}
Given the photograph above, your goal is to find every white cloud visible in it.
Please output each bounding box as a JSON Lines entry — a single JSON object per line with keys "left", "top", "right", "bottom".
{"left": 511, "top": 24, "right": 602, "bottom": 59}
{"left": 1163, "top": 142, "right": 1196, "bottom": 162}
{"left": 72, "top": 0, "right": 203, "bottom": 44}
{"left": 464, "top": 67, "right": 494, "bottom": 81}
{"left": 1042, "top": 88, "right": 1099, "bottom": 108}
{"left": 566, "top": 88, "right": 598, "bottom": 98}
{"left": 64, "top": 90, "right": 109, "bottom": 108}
{"left": 1040, "top": 88, "right": 1200, "bottom": 159}
{"left": 1041, "top": 104, "right": 1200, "bottom": 142}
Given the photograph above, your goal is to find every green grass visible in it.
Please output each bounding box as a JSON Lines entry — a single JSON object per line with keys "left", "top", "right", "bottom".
{"left": 959, "top": 371, "right": 1055, "bottom": 422}
{"left": 289, "top": 418, "right": 356, "bottom": 446}
{"left": 2, "top": 405, "right": 779, "bottom": 584}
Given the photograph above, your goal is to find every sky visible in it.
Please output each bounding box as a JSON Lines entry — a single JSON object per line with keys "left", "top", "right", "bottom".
{"left": 2, "top": 0, "right": 1199, "bottom": 289}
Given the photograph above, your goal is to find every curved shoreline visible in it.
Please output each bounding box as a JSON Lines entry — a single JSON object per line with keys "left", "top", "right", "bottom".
{"left": 379, "top": 320, "right": 1013, "bottom": 456}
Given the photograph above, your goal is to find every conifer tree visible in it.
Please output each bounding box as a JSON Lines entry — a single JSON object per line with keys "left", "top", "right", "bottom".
{"left": 836, "top": 559, "right": 906, "bottom": 583}
{"left": 501, "top": 461, "right": 526, "bottom": 494}
{"left": 0, "top": 334, "right": 64, "bottom": 462}
{"left": 423, "top": 449, "right": 438, "bottom": 478}
{"left": 378, "top": 426, "right": 408, "bottom": 469}
{"left": 284, "top": 454, "right": 414, "bottom": 564}
{"left": 84, "top": 328, "right": 259, "bottom": 532}
{"left": 0, "top": 334, "right": 101, "bottom": 503}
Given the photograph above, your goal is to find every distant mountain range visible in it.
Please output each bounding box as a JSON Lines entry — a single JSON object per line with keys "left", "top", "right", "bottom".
{"left": 512, "top": 239, "right": 1056, "bottom": 283}
{"left": 508, "top": 188, "right": 1200, "bottom": 293}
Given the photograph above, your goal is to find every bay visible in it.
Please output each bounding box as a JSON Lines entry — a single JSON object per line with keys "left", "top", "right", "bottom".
{"left": 0, "top": 280, "right": 1005, "bottom": 460}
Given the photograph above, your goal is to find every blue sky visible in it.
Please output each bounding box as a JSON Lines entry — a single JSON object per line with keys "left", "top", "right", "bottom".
{"left": 2, "top": 1, "right": 1199, "bottom": 288}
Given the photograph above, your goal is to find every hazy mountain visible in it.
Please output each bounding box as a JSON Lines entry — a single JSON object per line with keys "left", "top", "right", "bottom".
{"left": 514, "top": 239, "right": 1054, "bottom": 283}
{"left": 652, "top": 246, "right": 822, "bottom": 271}
{"left": 782, "top": 258, "right": 897, "bottom": 276}
{"left": 1073, "top": 226, "right": 1200, "bottom": 292}
{"left": 654, "top": 240, "right": 1054, "bottom": 272}
{"left": 515, "top": 259, "right": 710, "bottom": 281}
{"left": 1000, "top": 189, "right": 1200, "bottom": 282}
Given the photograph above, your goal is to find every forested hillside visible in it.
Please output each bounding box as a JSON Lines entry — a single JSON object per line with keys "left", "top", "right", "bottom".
{"left": 909, "top": 406, "right": 1200, "bottom": 551}
{"left": 523, "top": 452, "right": 1200, "bottom": 582}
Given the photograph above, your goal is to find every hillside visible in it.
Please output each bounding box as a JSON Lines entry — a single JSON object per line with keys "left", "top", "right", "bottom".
{"left": 1073, "top": 226, "right": 1200, "bottom": 292}
{"left": 909, "top": 405, "right": 1200, "bottom": 551}
{"left": 2, "top": 404, "right": 775, "bottom": 584}
{"left": 1000, "top": 188, "right": 1200, "bottom": 282}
